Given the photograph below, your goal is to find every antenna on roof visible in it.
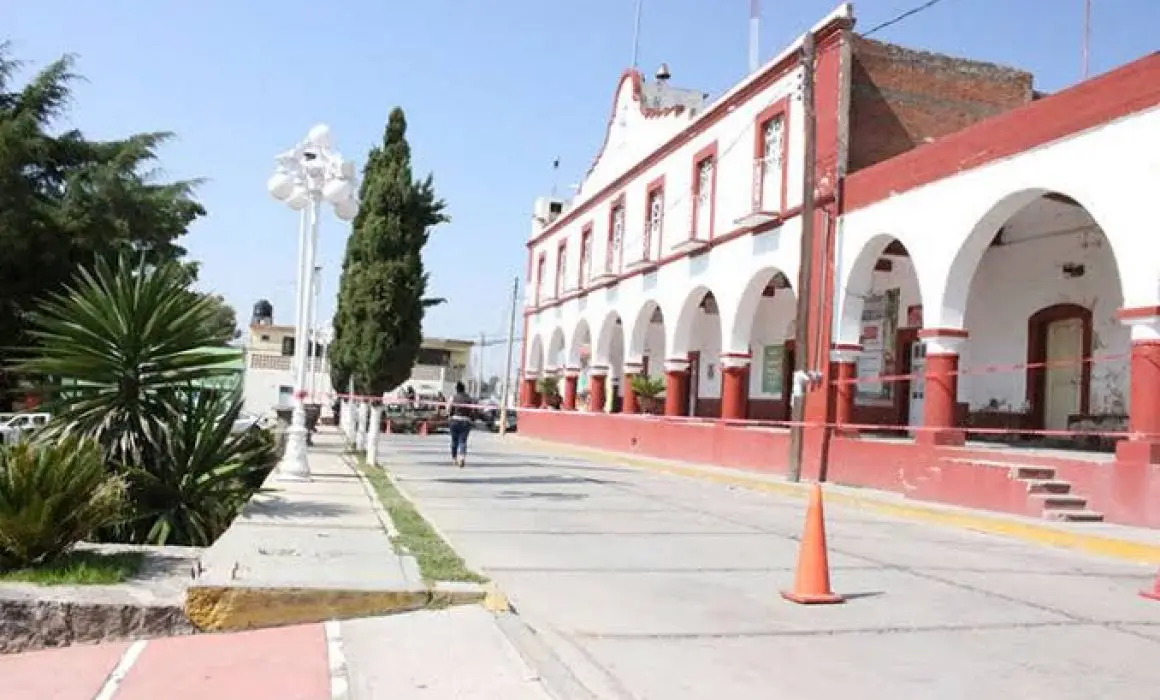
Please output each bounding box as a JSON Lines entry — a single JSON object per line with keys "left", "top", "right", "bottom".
{"left": 749, "top": 0, "right": 761, "bottom": 74}
{"left": 631, "top": 0, "right": 643, "bottom": 69}
{"left": 1081, "top": 0, "right": 1092, "bottom": 80}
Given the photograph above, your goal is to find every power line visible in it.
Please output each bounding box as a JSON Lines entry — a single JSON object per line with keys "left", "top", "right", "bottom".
{"left": 862, "top": 0, "right": 950, "bottom": 37}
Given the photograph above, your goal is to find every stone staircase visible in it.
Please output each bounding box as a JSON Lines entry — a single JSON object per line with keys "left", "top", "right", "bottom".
{"left": 1010, "top": 465, "right": 1104, "bottom": 522}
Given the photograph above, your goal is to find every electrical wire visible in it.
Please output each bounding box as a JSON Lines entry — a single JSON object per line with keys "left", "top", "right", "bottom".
{"left": 862, "top": 0, "right": 951, "bottom": 37}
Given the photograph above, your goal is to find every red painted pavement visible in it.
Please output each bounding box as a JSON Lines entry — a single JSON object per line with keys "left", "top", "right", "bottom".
{"left": 0, "top": 623, "right": 331, "bottom": 700}
{"left": 0, "top": 641, "right": 129, "bottom": 700}
{"left": 117, "top": 623, "right": 331, "bottom": 700}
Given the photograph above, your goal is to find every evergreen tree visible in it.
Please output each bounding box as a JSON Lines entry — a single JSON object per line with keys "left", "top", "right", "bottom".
{"left": 330, "top": 108, "right": 448, "bottom": 397}
{"left": 0, "top": 44, "right": 206, "bottom": 406}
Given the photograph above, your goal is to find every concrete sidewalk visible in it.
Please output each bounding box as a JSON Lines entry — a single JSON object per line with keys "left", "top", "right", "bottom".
{"left": 1, "top": 606, "right": 552, "bottom": 700}
{"left": 185, "top": 430, "right": 431, "bottom": 630}
{"left": 381, "top": 432, "right": 1160, "bottom": 700}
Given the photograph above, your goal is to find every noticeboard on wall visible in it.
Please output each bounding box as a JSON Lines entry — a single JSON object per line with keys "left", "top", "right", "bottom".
{"left": 855, "top": 288, "right": 900, "bottom": 406}
{"left": 761, "top": 344, "right": 785, "bottom": 398}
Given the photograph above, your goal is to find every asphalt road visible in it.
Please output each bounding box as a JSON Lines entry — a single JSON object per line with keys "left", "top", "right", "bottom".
{"left": 383, "top": 432, "right": 1160, "bottom": 700}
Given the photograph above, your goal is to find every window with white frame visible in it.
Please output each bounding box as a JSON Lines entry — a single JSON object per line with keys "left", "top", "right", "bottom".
{"left": 695, "top": 157, "right": 714, "bottom": 236}
{"left": 607, "top": 204, "right": 625, "bottom": 272}
{"left": 555, "top": 243, "right": 567, "bottom": 297}
{"left": 579, "top": 228, "right": 592, "bottom": 287}
{"left": 761, "top": 115, "right": 785, "bottom": 210}
{"left": 645, "top": 188, "right": 663, "bottom": 260}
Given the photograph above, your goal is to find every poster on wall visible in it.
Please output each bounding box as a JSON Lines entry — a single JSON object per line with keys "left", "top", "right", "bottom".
{"left": 761, "top": 344, "right": 785, "bottom": 398}
{"left": 855, "top": 288, "right": 900, "bottom": 406}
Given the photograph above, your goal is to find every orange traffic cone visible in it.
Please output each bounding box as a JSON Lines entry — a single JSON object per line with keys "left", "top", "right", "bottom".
{"left": 781, "top": 483, "right": 845, "bottom": 605}
{"left": 1140, "top": 571, "right": 1160, "bottom": 601}
{"left": 419, "top": 421, "right": 428, "bottom": 436}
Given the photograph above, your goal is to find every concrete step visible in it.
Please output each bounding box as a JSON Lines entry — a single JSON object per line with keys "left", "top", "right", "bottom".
{"left": 1024, "top": 479, "right": 1073, "bottom": 495}
{"left": 1042, "top": 509, "right": 1105, "bottom": 523}
{"left": 1031, "top": 494, "right": 1089, "bottom": 511}
{"left": 1011, "top": 466, "right": 1057, "bottom": 481}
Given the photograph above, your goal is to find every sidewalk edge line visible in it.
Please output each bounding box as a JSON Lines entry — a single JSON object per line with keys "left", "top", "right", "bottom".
{"left": 93, "top": 639, "right": 148, "bottom": 700}
{"left": 325, "top": 620, "right": 350, "bottom": 700}
{"left": 507, "top": 436, "right": 1160, "bottom": 565}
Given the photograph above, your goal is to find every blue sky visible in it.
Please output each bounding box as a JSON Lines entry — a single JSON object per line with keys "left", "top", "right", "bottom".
{"left": 6, "top": 0, "right": 1157, "bottom": 377}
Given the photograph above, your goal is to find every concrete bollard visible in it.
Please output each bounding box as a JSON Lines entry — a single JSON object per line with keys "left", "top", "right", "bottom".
{"left": 366, "top": 404, "right": 382, "bottom": 466}
{"left": 355, "top": 401, "right": 368, "bottom": 451}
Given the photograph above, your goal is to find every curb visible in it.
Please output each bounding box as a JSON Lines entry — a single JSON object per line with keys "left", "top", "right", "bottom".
{"left": 506, "top": 436, "right": 1160, "bottom": 566}
{"left": 184, "top": 586, "right": 430, "bottom": 632}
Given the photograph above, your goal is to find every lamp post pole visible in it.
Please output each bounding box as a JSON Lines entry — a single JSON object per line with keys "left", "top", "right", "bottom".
{"left": 267, "top": 124, "right": 360, "bottom": 481}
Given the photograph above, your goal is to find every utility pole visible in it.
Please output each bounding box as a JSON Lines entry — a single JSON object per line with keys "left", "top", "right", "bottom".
{"left": 478, "top": 332, "right": 486, "bottom": 396}
{"left": 499, "top": 276, "right": 520, "bottom": 436}
{"left": 631, "top": 0, "right": 644, "bottom": 69}
{"left": 787, "top": 31, "right": 817, "bottom": 484}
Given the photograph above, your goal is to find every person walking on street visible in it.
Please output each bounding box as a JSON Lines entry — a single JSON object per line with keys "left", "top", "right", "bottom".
{"left": 448, "top": 381, "right": 473, "bottom": 468}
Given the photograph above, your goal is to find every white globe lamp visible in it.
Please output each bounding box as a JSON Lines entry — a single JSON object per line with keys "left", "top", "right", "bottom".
{"left": 334, "top": 197, "right": 359, "bottom": 222}
{"left": 322, "top": 178, "right": 353, "bottom": 204}
{"left": 267, "top": 172, "right": 295, "bottom": 201}
{"left": 287, "top": 185, "right": 310, "bottom": 211}
{"left": 307, "top": 123, "right": 333, "bottom": 149}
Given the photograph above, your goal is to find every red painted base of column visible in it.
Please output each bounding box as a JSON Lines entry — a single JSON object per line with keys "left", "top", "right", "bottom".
{"left": 832, "top": 360, "right": 856, "bottom": 435}
{"left": 1116, "top": 439, "right": 1160, "bottom": 465}
{"left": 589, "top": 375, "right": 607, "bottom": 413}
{"left": 563, "top": 376, "right": 578, "bottom": 411}
{"left": 623, "top": 374, "right": 639, "bottom": 414}
{"left": 664, "top": 371, "right": 689, "bottom": 417}
{"left": 721, "top": 366, "right": 747, "bottom": 420}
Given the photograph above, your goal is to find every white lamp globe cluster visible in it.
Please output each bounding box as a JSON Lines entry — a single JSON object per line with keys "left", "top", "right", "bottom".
{"left": 266, "top": 123, "right": 360, "bottom": 221}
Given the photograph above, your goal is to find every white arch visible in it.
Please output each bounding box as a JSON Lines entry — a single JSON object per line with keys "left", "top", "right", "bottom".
{"left": 669, "top": 284, "right": 722, "bottom": 358}
{"left": 627, "top": 298, "right": 665, "bottom": 360}
{"left": 526, "top": 334, "right": 545, "bottom": 372}
{"left": 546, "top": 327, "right": 566, "bottom": 370}
{"left": 939, "top": 187, "right": 1130, "bottom": 330}
{"left": 567, "top": 318, "right": 593, "bottom": 368}
{"left": 594, "top": 309, "right": 625, "bottom": 365}
{"left": 728, "top": 266, "right": 796, "bottom": 352}
{"left": 835, "top": 233, "right": 924, "bottom": 346}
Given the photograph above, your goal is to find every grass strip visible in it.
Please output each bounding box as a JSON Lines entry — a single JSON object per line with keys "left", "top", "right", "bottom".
{"left": 0, "top": 550, "right": 144, "bottom": 585}
{"left": 359, "top": 463, "right": 487, "bottom": 584}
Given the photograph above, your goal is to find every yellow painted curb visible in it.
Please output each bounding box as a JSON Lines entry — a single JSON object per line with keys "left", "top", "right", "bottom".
{"left": 509, "top": 436, "right": 1160, "bottom": 565}
{"left": 185, "top": 586, "right": 430, "bottom": 632}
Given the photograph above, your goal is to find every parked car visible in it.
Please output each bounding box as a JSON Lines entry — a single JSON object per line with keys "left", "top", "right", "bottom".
{"left": 0, "top": 412, "right": 51, "bottom": 445}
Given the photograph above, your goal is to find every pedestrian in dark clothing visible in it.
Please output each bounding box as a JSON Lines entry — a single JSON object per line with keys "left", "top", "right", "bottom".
{"left": 447, "top": 381, "right": 474, "bottom": 467}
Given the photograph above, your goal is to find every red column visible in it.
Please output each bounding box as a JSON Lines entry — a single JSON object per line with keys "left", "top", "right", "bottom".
{"left": 588, "top": 368, "right": 608, "bottom": 413}
{"left": 520, "top": 377, "right": 537, "bottom": 408}
{"left": 720, "top": 355, "right": 750, "bottom": 420}
{"left": 830, "top": 346, "right": 860, "bottom": 433}
{"left": 664, "top": 359, "right": 689, "bottom": 417}
{"left": 917, "top": 332, "right": 966, "bottom": 446}
{"left": 562, "top": 370, "right": 579, "bottom": 411}
{"left": 1116, "top": 313, "right": 1160, "bottom": 464}
{"left": 622, "top": 362, "right": 642, "bottom": 414}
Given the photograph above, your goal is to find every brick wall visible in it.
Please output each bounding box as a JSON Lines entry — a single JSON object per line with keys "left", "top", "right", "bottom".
{"left": 847, "top": 36, "right": 1035, "bottom": 172}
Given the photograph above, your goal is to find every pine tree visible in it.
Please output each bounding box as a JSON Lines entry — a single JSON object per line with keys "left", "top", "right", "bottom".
{"left": 330, "top": 108, "right": 448, "bottom": 397}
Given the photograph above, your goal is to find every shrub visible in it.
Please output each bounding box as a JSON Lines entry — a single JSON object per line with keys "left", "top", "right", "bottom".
{"left": 0, "top": 438, "right": 126, "bottom": 569}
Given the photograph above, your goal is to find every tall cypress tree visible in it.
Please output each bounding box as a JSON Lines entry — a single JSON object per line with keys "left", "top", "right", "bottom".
{"left": 330, "top": 108, "right": 448, "bottom": 397}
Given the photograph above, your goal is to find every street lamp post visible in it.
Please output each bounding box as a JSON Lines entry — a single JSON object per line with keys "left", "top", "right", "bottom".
{"left": 267, "top": 124, "right": 360, "bottom": 480}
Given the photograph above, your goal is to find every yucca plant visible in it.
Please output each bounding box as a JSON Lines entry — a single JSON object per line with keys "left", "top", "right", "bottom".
{"left": 14, "top": 255, "right": 236, "bottom": 467}
{"left": 0, "top": 437, "right": 126, "bottom": 569}
{"left": 118, "top": 388, "right": 277, "bottom": 546}
{"left": 630, "top": 374, "right": 666, "bottom": 415}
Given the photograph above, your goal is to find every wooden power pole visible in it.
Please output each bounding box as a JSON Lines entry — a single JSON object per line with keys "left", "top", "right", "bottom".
{"left": 787, "top": 31, "right": 817, "bottom": 483}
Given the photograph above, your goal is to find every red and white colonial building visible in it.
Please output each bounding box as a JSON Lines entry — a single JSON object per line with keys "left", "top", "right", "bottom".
{"left": 517, "top": 3, "right": 1160, "bottom": 528}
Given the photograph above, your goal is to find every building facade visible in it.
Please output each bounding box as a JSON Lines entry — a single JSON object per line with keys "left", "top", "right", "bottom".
{"left": 392, "top": 337, "right": 473, "bottom": 399}
{"left": 242, "top": 321, "right": 333, "bottom": 415}
{"left": 517, "top": 3, "right": 1160, "bottom": 528}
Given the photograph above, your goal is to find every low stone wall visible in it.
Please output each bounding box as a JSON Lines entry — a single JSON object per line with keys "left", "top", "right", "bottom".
{"left": 0, "top": 543, "right": 201, "bottom": 654}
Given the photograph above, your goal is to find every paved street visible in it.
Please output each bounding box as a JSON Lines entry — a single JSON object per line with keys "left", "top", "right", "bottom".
{"left": 383, "top": 433, "right": 1160, "bottom": 700}
{"left": 0, "top": 606, "right": 551, "bottom": 700}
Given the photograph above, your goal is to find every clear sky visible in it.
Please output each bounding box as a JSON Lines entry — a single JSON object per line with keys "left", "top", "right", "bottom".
{"left": 6, "top": 0, "right": 1158, "bottom": 378}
